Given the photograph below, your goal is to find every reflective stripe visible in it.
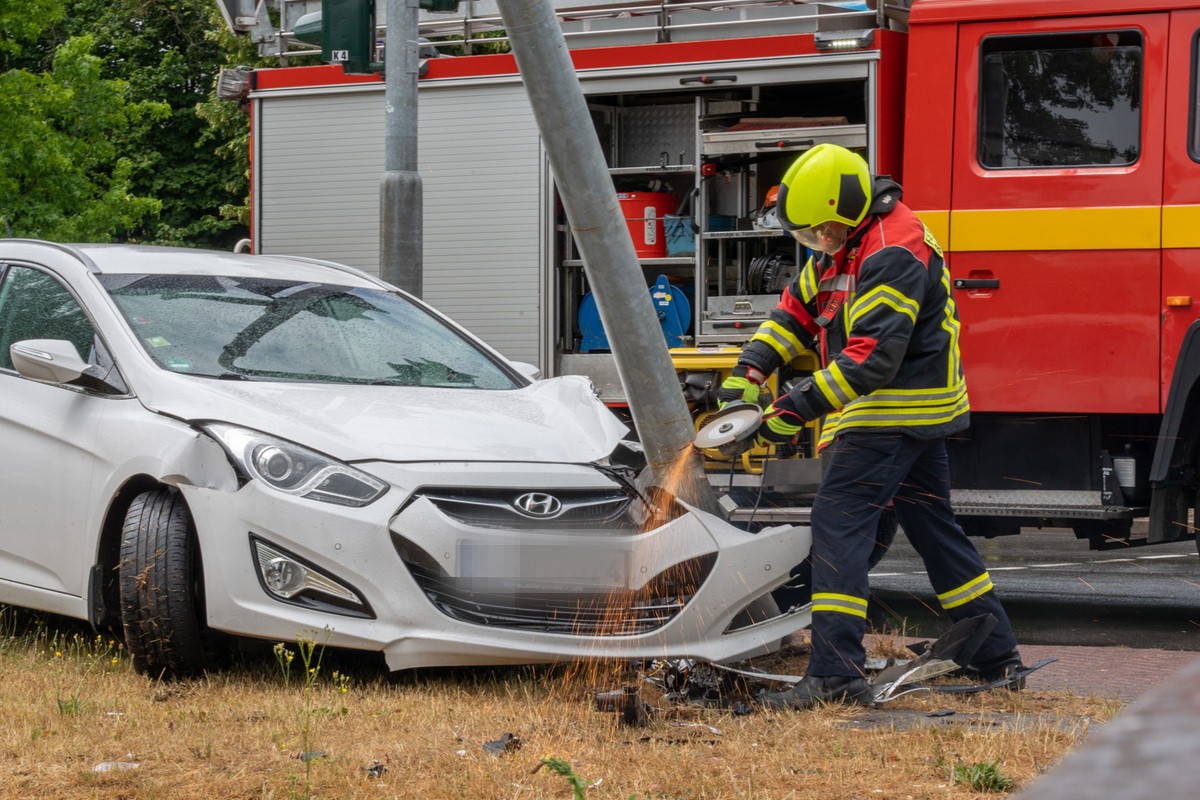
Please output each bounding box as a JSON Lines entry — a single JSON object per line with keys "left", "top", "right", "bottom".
{"left": 940, "top": 271, "right": 964, "bottom": 386}
{"left": 817, "top": 273, "right": 855, "bottom": 294}
{"left": 799, "top": 258, "right": 819, "bottom": 301}
{"left": 815, "top": 362, "right": 858, "bottom": 407}
{"left": 812, "top": 592, "right": 868, "bottom": 618}
{"left": 828, "top": 361, "right": 858, "bottom": 403}
{"left": 937, "top": 573, "right": 994, "bottom": 610}
{"left": 838, "top": 393, "right": 969, "bottom": 422}
{"left": 751, "top": 320, "right": 806, "bottom": 362}
{"left": 849, "top": 284, "right": 919, "bottom": 327}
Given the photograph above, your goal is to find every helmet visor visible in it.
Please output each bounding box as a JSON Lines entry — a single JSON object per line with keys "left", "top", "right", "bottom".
{"left": 791, "top": 221, "right": 849, "bottom": 254}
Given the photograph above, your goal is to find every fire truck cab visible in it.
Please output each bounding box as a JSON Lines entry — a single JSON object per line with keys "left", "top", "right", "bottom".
{"left": 231, "top": 0, "right": 1200, "bottom": 552}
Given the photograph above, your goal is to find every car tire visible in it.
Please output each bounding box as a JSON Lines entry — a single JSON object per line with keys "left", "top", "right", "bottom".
{"left": 119, "top": 488, "right": 231, "bottom": 679}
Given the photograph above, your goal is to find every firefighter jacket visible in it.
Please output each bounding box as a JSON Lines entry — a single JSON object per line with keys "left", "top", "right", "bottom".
{"left": 740, "top": 177, "right": 969, "bottom": 448}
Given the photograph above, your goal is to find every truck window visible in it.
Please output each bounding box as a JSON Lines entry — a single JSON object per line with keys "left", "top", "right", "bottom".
{"left": 1193, "top": 29, "right": 1200, "bottom": 162}
{"left": 979, "top": 30, "right": 1142, "bottom": 169}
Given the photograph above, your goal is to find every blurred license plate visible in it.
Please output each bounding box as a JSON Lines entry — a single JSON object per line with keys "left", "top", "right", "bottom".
{"left": 458, "top": 542, "right": 629, "bottom": 590}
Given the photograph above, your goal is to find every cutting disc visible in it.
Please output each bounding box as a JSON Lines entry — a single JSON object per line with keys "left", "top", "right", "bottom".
{"left": 694, "top": 402, "right": 763, "bottom": 453}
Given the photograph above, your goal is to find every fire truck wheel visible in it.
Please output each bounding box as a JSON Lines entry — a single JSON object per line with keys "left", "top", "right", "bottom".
{"left": 1149, "top": 485, "right": 1192, "bottom": 547}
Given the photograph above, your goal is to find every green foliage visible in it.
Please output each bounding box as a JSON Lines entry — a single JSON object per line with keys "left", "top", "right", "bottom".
{"left": 541, "top": 758, "right": 592, "bottom": 800}
{"left": 0, "top": 33, "right": 167, "bottom": 240}
{"left": 1, "top": 0, "right": 290, "bottom": 247}
{"left": 0, "top": 0, "right": 64, "bottom": 58}
{"left": 953, "top": 760, "right": 1015, "bottom": 793}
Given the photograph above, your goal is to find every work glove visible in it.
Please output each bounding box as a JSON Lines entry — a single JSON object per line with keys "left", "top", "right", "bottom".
{"left": 756, "top": 394, "right": 806, "bottom": 447}
{"left": 716, "top": 365, "right": 766, "bottom": 408}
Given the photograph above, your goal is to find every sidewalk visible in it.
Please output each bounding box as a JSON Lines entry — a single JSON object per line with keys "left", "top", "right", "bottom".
{"left": 1017, "top": 643, "right": 1199, "bottom": 702}
{"left": 1014, "top": 654, "right": 1200, "bottom": 800}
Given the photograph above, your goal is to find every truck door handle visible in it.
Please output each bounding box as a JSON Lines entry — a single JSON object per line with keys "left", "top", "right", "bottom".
{"left": 755, "top": 139, "right": 815, "bottom": 149}
{"left": 954, "top": 278, "right": 1000, "bottom": 290}
{"left": 679, "top": 74, "right": 737, "bottom": 85}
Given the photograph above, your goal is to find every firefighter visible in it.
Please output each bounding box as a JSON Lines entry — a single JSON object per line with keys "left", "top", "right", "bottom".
{"left": 718, "top": 143, "right": 1023, "bottom": 709}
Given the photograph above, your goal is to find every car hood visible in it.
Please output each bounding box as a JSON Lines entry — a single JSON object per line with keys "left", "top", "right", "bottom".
{"left": 137, "top": 374, "right": 630, "bottom": 463}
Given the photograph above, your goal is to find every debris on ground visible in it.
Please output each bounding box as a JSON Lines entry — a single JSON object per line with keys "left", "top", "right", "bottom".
{"left": 587, "top": 617, "right": 1059, "bottom": 729}
{"left": 365, "top": 760, "right": 387, "bottom": 778}
{"left": 482, "top": 732, "right": 523, "bottom": 754}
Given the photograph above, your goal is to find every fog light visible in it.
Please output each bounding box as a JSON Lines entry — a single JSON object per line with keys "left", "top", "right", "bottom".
{"left": 264, "top": 557, "right": 306, "bottom": 596}
{"left": 253, "top": 539, "right": 363, "bottom": 606}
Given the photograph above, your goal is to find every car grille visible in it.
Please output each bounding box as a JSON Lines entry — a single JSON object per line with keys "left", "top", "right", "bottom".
{"left": 397, "top": 549, "right": 716, "bottom": 637}
{"left": 412, "top": 487, "right": 638, "bottom": 530}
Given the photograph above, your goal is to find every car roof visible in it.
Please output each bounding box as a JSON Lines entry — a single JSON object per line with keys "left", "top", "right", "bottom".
{"left": 36, "top": 243, "right": 389, "bottom": 289}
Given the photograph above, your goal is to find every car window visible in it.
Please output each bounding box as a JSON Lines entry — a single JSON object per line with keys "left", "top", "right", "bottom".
{"left": 0, "top": 265, "right": 99, "bottom": 371}
{"left": 98, "top": 274, "right": 520, "bottom": 389}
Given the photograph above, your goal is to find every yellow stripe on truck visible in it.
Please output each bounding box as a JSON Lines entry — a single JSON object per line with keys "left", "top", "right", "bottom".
{"left": 916, "top": 206, "right": 1166, "bottom": 252}
{"left": 1163, "top": 205, "right": 1200, "bottom": 249}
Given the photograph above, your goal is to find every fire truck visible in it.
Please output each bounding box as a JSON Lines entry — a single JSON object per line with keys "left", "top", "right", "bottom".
{"left": 222, "top": 0, "right": 1200, "bottom": 554}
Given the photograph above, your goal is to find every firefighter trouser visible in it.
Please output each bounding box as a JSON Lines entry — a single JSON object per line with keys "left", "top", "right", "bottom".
{"left": 807, "top": 431, "right": 1019, "bottom": 677}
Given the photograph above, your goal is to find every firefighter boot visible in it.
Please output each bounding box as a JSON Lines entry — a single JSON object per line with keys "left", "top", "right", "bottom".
{"left": 965, "top": 649, "right": 1027, "bottom": 691}
{"left": 759, "top": 676, "right": 874, "bottom": 710}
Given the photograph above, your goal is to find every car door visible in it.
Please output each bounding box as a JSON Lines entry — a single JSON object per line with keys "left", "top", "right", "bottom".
{"left": 948, "top": 15, "right": 1168, "bottom": 414}
{"left": 0, "top": 262, "right": 122, "bottom": 603}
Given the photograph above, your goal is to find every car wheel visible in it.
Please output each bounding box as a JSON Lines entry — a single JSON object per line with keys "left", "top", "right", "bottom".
{"left": 119, "top": 488, "right": 231, "bottom": 679}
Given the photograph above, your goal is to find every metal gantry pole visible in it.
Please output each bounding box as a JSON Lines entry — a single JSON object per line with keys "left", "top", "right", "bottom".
{"left": 496, "top": 0, "right": 720, "bottom": 514}
{"left": 380, "top": 0, "right": 423, "bottom": 296}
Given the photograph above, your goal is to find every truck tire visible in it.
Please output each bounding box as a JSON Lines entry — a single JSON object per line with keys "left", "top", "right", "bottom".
{"left": 1149, "top": 484, "right": 1190, "bottom": 544}
{"left": 119, "top": 488, "right": 230, "bottom": 679}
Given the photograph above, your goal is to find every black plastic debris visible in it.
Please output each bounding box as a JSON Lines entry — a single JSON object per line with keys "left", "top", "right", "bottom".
{"left": 365, "top": 760, "right": 387, "bottom": 778}
{"left": 622, "top": 685, "right": 651, "bottom": 727}
{"left": 482, "top": 732, "right": 522, "bottom": 754}
{"left": 927, "top": 709, "right": 956, "bottom": 718}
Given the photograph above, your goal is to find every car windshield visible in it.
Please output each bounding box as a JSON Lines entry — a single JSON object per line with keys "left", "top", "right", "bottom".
{"left": 98, "top": 274, "right": 519, "bottom": 389}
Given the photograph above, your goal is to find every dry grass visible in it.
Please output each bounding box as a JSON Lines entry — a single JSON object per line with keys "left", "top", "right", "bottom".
{"left": 0, "top": 614, "right": 1120, "bottom": 800}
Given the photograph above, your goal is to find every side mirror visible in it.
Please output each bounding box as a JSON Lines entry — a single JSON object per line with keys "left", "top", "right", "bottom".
{"left": 11, "top": 339, "right": 90, "bottom": 384}
{"left": 10, "top": 339, "right": 123, "bottom": 393}
{"left": 509, "top": 361, "right": 542, "bottom": 381}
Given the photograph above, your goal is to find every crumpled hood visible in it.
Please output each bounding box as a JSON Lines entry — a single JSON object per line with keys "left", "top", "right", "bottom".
{"left": 136, "top": 374, "right": 629, "bottom": 463}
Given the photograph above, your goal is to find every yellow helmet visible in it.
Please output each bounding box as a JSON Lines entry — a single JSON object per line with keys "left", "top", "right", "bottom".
{"left": 777, "top": 144, "right": 871, "bottom": 232}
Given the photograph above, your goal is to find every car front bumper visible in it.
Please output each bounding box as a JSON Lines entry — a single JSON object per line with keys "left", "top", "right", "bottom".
{"left": 182, "top": 461, "right": 812, "bottom": 671}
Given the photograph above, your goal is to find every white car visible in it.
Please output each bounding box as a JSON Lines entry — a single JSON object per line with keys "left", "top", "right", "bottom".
{"left": 0, "top": 241, "right": 810, "bottom": 677}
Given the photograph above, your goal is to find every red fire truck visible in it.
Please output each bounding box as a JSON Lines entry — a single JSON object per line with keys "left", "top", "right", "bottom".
{"left": 228, "top": 0, "right": 1200, "bottom": 553}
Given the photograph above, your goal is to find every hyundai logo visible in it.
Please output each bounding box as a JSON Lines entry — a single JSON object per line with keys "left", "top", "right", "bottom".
{"left": 512, "top": 492, "right": 563, "bottom": 519}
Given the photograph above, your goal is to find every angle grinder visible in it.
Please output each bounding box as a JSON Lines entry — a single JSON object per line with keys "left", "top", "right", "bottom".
{"left": 693, "top": 401, "right": 763, "bottom": 457}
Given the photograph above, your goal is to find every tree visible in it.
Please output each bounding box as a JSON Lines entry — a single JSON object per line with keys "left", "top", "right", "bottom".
{"left": 2, "top": 0, "right": 284, "bottom": 247}
{"left": 1, "top": 3, "right": 167, "bottom": 241}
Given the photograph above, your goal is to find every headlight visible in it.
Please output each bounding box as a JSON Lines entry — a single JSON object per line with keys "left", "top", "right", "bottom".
{"left": 201, "top": 423, "right": 388, "bottom": 507}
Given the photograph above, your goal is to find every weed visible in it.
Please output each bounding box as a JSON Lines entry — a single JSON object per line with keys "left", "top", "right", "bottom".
{"left": 542, "top": 758, "right": 592, "bottom": 800}
{"left": 277, "top": 630, "right": 349, "bottom": 800}
{"left": 953, "top": 759, "right": 1015, "bottom": 793}
{"left": 274, "top": 641, "right": 295, "bottom": 686}
{"left": 56, "top": 690, "right": 83, "bottom": 716}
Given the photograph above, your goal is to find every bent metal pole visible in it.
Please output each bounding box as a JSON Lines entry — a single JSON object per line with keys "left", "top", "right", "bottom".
{"left": 495, "top": 0, "right": 720, "bottom": 515}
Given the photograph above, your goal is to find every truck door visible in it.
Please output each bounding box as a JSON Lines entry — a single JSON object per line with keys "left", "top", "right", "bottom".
{"left": 1163, "top": 9, "right": 1200, "bottom": 401}
{"left": 948, "top": 15, "right": 1168, "bottom": 414}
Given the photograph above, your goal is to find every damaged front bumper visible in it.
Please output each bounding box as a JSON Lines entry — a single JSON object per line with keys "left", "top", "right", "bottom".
{"left": 181, "top": 460, "right": 812, "bottom": 671}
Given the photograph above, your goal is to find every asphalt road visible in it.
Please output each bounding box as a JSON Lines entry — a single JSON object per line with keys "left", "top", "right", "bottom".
{"left": 868, "top": 525, "right": 1200, "bottom": 651}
